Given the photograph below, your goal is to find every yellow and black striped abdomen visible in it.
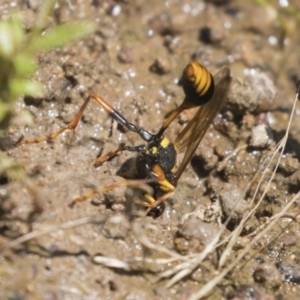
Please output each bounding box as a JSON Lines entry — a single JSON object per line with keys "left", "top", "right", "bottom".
{"left": 181, "top": 62, "right": 214, "bottom": 105}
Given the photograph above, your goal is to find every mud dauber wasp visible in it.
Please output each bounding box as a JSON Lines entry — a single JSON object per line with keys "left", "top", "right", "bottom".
{"left": 18, "top": 62, "right": 231, "bottom": 218}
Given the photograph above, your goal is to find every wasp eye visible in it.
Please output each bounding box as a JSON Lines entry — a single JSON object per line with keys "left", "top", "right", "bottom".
{"left": 181, "top": 62, "right": 215, "bottom": 106}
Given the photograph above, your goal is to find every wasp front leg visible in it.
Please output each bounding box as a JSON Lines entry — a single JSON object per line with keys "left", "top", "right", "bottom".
{"left": 17, "top": 94, "right": 92, "bottom": 145}
{"left": 17, "top": 93, "right": 147, "bottom": 165}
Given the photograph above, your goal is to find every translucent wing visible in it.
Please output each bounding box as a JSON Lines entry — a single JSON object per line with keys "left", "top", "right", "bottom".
{"left": 174, "top": 66, "right": 231, "bottom": 184}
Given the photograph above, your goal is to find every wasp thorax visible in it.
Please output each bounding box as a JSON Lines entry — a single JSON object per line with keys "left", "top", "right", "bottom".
{"left": 182, "top": 62, "right": 215, "bottom": 106}
{"left": 136, "top": 136, "right": 177, "bottom": 181}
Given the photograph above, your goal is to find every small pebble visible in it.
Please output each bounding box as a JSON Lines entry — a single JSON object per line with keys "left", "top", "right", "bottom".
{"left": 249, "top": 123, "right": 273, "bottom": 148}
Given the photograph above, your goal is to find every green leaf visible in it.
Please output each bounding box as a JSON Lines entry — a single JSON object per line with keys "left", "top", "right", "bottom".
{"left": 13, "top": 53, "right": 37, "bottom": 76}
{"left": 27, "top": 21, "right": 97, "bottom": 53}
{"left": 0, "top": 101, "right": 9, "bottom": 123}
{"left": 0, "top": 152, "right": 17, "bottom": 174}
{"left": 10, "top": 15, "right": 25, "bottom": 47}
{"left": 9, "top": 78, "right": 44, "bottom": 98}
{"left": 34, "top": 0, "right": 57, "bottom": 31}
{"left": 0, "top": 15, "right": 25, "bottom": 56}
{"left": 0, "top": 22, "right": 14, "bottom": 55}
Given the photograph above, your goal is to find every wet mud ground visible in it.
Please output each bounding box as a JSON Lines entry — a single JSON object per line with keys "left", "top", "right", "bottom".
{"left": 1, "top": 0, "right": 300, "bottom": 299}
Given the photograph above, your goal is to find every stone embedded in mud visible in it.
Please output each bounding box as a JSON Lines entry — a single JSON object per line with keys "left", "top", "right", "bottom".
{"left": 277, "top": 261, "right": 300, "bottom": 284}
{"left": 226, "top": 72, "right": 277, "bottom": 118}
{"left": 249, "top": 123, "right": 273, "bottom": 149}
{"left": 149, "top": 57, "right": 173, "bottom": 75}
{"left": 218, "top": 183, "right": 250, "bottom": 222}
{"left": 253, "top": 263, "right": 282, "bottom": 290}
{"left": 279, "top": 155, "right": 299, "bottom": 176}
{"left": 102, "top": 215, "right": 130, "bottom": 239}
{"left": 178, "top": 214, "right": 220, "bottom": 245}
{"left": 226, "top": 284, "right": 275, "bottom": 300}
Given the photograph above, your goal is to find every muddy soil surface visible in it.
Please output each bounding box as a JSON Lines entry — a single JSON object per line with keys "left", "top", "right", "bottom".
{"left": 1, "top": 0, "right": 300, "bottom": 299}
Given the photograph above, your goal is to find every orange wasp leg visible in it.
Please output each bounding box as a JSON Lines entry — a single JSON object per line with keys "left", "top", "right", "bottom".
{"left": 18, "top": 94, "right": 92, "bottom": 145}
{"left": 91, "top": 144, "right": 125, "bottom": 166}
{"left": 143, "top": 191, "right": 174, "bottom": 216}
{"left": 139, "top": 164, "right": 176, "bottom": 214}
{"left": 18, "top": 93, "right": 154, "bottom": 164}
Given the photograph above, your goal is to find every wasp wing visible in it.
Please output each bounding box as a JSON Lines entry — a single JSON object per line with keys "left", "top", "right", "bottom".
{"left": 173, "top": 66, "right": 231, "bottom": 184}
